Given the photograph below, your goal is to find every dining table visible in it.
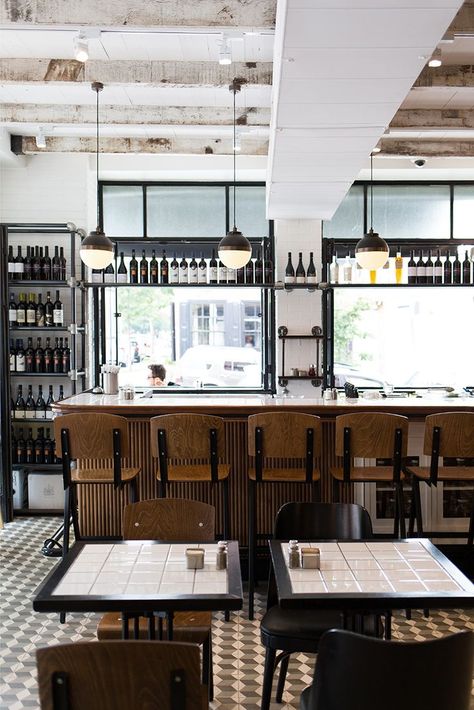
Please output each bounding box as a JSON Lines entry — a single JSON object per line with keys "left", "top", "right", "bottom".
{"left": 33, "top": 540, "right": 243, "bottom": 638}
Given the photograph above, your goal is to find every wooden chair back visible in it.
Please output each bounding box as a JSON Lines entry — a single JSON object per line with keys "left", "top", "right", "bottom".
{"left": 123, "top": 499, "right": 215, "bottom": 541}
{"left": 335, "top": 412, "right": 408, "bottom": 459}
{"left": 150, "top": 414, "right": 226, "bottom": 461}
{"left": 36, "top": 640, "right": 208, "bottom": 710}
{"left": 53, "top": 413, "right": 130, "bottom": 460}
{"left": 423, "top": 412, "right": 474, "bottom": 458}
{"left": 247, "top": 412, "right": 321, "bottom": 459}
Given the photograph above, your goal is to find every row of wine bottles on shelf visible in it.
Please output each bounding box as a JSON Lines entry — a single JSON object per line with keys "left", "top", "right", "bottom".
{"left": 8, "top": 291, "right": 64, "bottom": 328}
{"left": 328, "top": 248, "right": 473, "bottom": 284}
{"left": 10, "top": 338, "right": 70, "bottom": 374}
{"left": 8, "top": 245, "right": 67, "bottom": 281}
{"left": 12, "top": 384, "right": 64, "bottom": 420}
{"left": 12, "top": 427, "right": 58, "bottom": 465}
{"left": 91, "top": 249, "right": 274, "bottom": 285}
{"left": 284, "top": 252, "right": 318, "bottom": 285}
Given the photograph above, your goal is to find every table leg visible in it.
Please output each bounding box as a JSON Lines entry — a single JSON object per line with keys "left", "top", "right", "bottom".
{"left": 167, "top": 611, "right": 174, "bottom": 640}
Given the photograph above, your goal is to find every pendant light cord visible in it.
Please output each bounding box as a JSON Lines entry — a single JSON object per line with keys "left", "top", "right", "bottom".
{"left": 370, "top": 152, "right": 373, "bottom": 231}
{"left": 96, "top": 85, "right": 100, "bottom": 230}
{"left": 233, "top": 84, "right": 236, "bottom": 230}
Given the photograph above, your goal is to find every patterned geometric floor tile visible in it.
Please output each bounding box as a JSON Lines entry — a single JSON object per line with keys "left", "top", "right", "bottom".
{"left": 1, "top": 517, "right": 473, "bottom": 709}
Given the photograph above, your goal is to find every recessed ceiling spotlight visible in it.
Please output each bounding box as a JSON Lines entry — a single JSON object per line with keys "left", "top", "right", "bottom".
{"left": 218, "top": 34, "right": 232, "bottom": 65}
{"left": 428, "top": 48, "right": 442, "bottom": 68}
{"left": 372, "top": 146, "right": 381, "bottom": 154}
{"left": 35, "top": 127, "right": 46, "bottom": 149}
{"left": 412, "top": 158, "right": 427, "bottom": 168}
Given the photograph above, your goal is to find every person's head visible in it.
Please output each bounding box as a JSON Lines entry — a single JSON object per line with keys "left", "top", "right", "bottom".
{"left": 148, "top": 364, "right": 166, "bottom": 384}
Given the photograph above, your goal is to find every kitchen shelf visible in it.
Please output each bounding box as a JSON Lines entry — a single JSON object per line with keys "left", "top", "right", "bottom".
{"left": 278, "top": 375, "right": 323, "bottom": 383}
{"left": 283, "top": 283, "right": 319, "bottom": 291}
{"left": 9, "top": 326, "right": 70, "bottom": 331}
{"left": 10, "top": 372, "right": 69, "bottom": 377}
{"left": 83, "top": 281, "right": 276, "bottom": 288}
{"left": 324, "top": 283, "right": 472, "bottom": 288}
{"left": 278, "top": 325, "right": 323, "bottom": 389}
{"left": 8, "top": 280, "right": 68, "bottom": 287}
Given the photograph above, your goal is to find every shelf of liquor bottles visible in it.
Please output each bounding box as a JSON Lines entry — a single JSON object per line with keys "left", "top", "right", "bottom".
{"left": 322, "top": 283, "right": 473, "bottom": 288}
{"left": 83, "top": 281, "right": 277, "bottom": 288}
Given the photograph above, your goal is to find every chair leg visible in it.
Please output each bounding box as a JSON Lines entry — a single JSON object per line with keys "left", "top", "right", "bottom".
{"left": 70, "top": 484, "right": 80, "bottom": 541}
{"left": 384, "top": 611, "right": 392, "bottom": 640}
{"left": 203, "top": 631, "right": 213, "bottom": 701}
{"left": 62, "top": 487, "right": 71, "bottom": 556}
{"left": 275, "top": 653, "right": 290, "bottom": 703}
{"left": 130, "top": 477, "right": 139, "bottom": 504}
{"left": 393, "top": 486, "right": 400, "bottom": 538}
{"left": 261, "top": 647, "right": 276, "bottom": 710}
{"left": 408, "top": 482, "right": 416, "bottom": 536}
{"left": 331, "top": 477, "right": 339, "bottom": 503}
{"left": 413, "top": 478, "right": 424, "bottom": 536}
{"left": 222, "top": 478, "right": 230, "bottom": 541}
{"left": 397, "top": 482, "right": 406, "bottom": 538}
{"left": 248, "top": 479, "right": 256, "bottom": 621}
{"left": 160, "top": 480, "right": 167, "bottom": 498}
{"left": 468, "top": 493, "right": 474, "bottom": 547}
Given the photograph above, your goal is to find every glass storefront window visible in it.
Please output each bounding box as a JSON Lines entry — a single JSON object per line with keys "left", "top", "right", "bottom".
{"left": 103, "top": 185, "right": 143, "bottom": 237}
{"left": 147, "top": 186, "right": 225, "bottom": 238}
{"left": 323, "top": 185, "right": 364, "bottom": 239}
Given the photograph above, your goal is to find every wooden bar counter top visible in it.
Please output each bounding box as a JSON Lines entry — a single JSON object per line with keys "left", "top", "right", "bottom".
{"left": 53, "top": 392, "right": 474, "bottom": 542}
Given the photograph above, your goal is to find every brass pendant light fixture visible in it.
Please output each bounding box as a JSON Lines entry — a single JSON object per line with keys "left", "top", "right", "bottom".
{"left": 218, "top": 79, "right": 252, "bottom": 269}
{"left": 79, "top": 81, "right": 114, "bottom": 269}
{"left": 355, "top": 152, "right": 389, "bottom": 270}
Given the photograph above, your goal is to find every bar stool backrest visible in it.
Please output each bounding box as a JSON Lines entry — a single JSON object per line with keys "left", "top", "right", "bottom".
{"left": 274, "top": 501, "right": 373, "bottom": 541}
{"left": 150, "top": 414, "right": 226, "bottom": 461}
{"left": 423, "top": 412, "right": 474, "bottom": 458}
{"left": 122, "top": 499, "right": 215, "bottom": 541}
{"left": 36, "top": 640, "right": 207, "bottom": 710}
{"left": 334, "top": 412, "right": 408, "bottom": 460}
{"left": 305, "top": 629, "right": 474, "bottom": 710}
{"left": 53, "top": 413, "right": 130, "bottom": 460}
{"left": 248, "top": 412, "right": 321, "bottom": 459}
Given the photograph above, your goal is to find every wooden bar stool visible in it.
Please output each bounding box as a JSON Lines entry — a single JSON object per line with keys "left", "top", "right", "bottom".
{"left": 330, "top": 412, "right": 408, "bottom": 539}
{"left": 405, "top": 412, "right": 474, "bottom": 545}
{"left": 247, "top": 412, "right": 321, "bottom": 620}
{"left": 54, "top": 413, "right": 140, "bottom": 556}
{"left": 150, "top": 414, "right": 230, "bottom": 541}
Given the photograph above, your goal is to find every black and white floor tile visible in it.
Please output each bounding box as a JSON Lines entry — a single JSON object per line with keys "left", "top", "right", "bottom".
{"left": 1, "top": 517, "right": 473, "bottom": 709}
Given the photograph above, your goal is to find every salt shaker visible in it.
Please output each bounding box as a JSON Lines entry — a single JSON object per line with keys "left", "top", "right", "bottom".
{"left": 216, "top": 541, "right": 227, "bottom": 570}
{"left": 288, "top": 539, "right": 300, "bottom": 568}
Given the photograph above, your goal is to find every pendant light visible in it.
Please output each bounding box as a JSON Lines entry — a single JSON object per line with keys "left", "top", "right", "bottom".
{"left": 355, "top": 152, "right": 389, "bottom": 270}
{"left": 80, "top": 81, "right": 114, "bottom": 269}
{"left": 218, "top": 79, "right": 252, "bottom": 269}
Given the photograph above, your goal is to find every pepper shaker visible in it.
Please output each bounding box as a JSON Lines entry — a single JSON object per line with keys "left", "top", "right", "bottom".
{"left": 288, "top": 539, "right": 300, "bottom": 568}
{"left": 216, "top": 541, "right": 227, "bottom": 570}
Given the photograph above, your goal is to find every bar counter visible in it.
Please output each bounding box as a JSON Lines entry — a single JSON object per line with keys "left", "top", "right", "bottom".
{"left": 53, "top": 392, "right": 474, "bottom": 542}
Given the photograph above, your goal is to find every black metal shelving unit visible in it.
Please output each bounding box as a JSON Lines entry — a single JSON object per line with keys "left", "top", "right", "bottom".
{"left": 277, "top": 325, "right": 323, "bottom": 388}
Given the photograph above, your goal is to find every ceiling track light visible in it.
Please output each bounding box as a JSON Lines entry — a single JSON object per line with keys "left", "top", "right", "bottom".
{"left": 218, "top": 79, "right": 252, "bottom": 270}
{"left": 218, "top": 34, "right": 232, "bottom": 65}
{"left": 35, "top": 127, "right": 46, "bottom": 149}
{"left": 233, "top": 129, "right": 242, "bottom": 152}
{"left": 428, "top": 47, "right": 442, "bottom": 68}
{"left": 79, "top": 82, "right": 114, "bottom": 270}
{"left": 355, "top": 153, "right": 389, "bottom": 271}
{"left": 73, "top": 31, "right": 89, "bottom": 62}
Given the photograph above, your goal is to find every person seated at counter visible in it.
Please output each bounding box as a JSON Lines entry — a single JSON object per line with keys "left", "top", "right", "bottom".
{"left": 148, "top": 364, "right": 167, "bottom": 387}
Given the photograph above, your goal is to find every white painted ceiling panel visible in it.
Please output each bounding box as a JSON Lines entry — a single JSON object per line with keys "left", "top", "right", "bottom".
{"left": 280, "top": 78, "right": 415, "bottom": 105}
{"left": 277, "top": 102, "right": 398, "bottom": 127}
{"left": 287, "top": 0, "right": 461, "bottom": 8}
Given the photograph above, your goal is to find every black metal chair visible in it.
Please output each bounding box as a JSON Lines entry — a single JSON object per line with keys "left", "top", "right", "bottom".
{"left": 300, "top": 628, "right": 474, "bottom": 710}
{"left": 260, "top": 502, "right": 384, "bottom": 710}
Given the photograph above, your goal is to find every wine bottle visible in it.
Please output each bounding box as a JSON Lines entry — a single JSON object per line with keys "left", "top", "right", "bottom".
{"left": 179, "top": 255, "right": 189, "bottom": 284}
{"left": 36, "top": 385, "right": 46, "bottom": 420}
{"left": 26, "top": 428, "right": 34, "bottom": 463}
{"left": 245, "top": 257, "right": 254, "bottom": 285}
{"left": 45, "top": 291, "right": 53, "bottom": 326}
{"left": 189, "top": 254, "right": 198, "bottom": 284}
{"left": 8, "top": 245, "right": 16, "bottom": 280}
{"left": 307, "top": 252, "right": 317, "bottom": 285}
{"left": 329, "top": 252, "right": 339, "bottom": 284}
{"left": 35, "top": 293, "right": 45, "bottom": 327}
{"left": 104, "top": 260, "right": 115, "bottom": 283}
{"left": 160, "top": 250, "right": 169, "bottom": 284}
{"left": 369, "top": 270, "right": 377, "bottom": 285}
{"left": 395, "top": 246, "right": 403, "bottom": 284}
{"left": 8, "top": 293, "right": 17, "bottom": 327}
{"left": 59, "top": 246, "right": 67, "bottom": 280}
{"left": 91, "top": 267, "right": 103, "bottom": 283}
{"left": 462, "top": 250, "right": 471, "bottom": 284}
{"left": 117, "top": 252, "right": 128, "bottom": 283}
{"left": 425, "top": 249, "right": 434, "bottom": 284}
{"left": 434, "top": 249, "right": 443, "bottom": 284}
{"left": 453, "top": 251, "right": 462, "bottom": 284}
{"left": 11, "top": 428, "right": 17, "bottom": 464}
{"left": 139, "top": 250, "right": 149, "bottom": 284}
{"left": 16, "top": 428, "right": 26, "bottom": 463}
{"left": 53, "top": 290, "right": 63, "bottom": 327}
{"left": 227, "top": 266, "right": 236, "bottom": 284}
{"left": 62, "top": 337, "right": 71, "bottom": 373}
{"left": 15, "top": 386, "right": 26, "bottom": 420}
{"left": 16, "top": 339, "right": 25, "bottom": 373}
{"left": 255, "top": 250, "right": 264, "bottom": 284}
{"left": 416, "top": 250, "right": 425, "bottom": 285}
{"left": 209, "top": 249, "right": 218, "bottom": 284}
{"left": 218, "top": 260, "right": 228, "bottom": 284}
{"left": 52, "top": 246, "right": 61, "bottom": 280}
{"left": 236, "top": 265, "right": 245, "bottom": 284}
{"left": 198, "top": 253, "right": 207, "bottom": 284}
{"left": 443, "top": 251, "right": 452, "bottom": 284}
{"left": 170, "top": 253, "right": 179, "bottom": 284}
{"left": 58, "top": 385, "right": 64, "bottom": 401}
{"left": 129, "top": 249, "right": 139, "bottom": 284}
{"left": 26, "top": 293, "right": 36, "bottom": 326}
{"left": 34, "top": 427, "right": 45, "bottom": 464}
{"left": 25, "top": 337, "right": 35, "bottom": 373}
{"left": 264, "top": 255, "right": 273, "bottom": 284}
{"left": 53, "top": 337, "right": 63, "bottom": 373}
{"left": 35, "top": 337, "right": 44, "bottom": 373}
{"left": 44, "top": 337, "right": 53, "bottom": 373}
{"left": 150, "top": 250, "right": 159, "bottom": 284}
{"left": 9, "top": 340, "right": 16, "bottom": 372}
{"left": 407, "top": 250, "right": 417, "bottom": 285}
{"left": 23, "top": 246, "right": 32, "bottom": 281}
{"left": 25, "top": 386, "right": 36, "bottom": 419}
{"left": 42, "top": 246, "right": 52, "bottom": 280}
{"left": 341, "top": 254, "right": 351, "bottom": 284}
{"left": 15, "top": 246, "right": 24, "bottom": 280}
{"left": 46, "top": 385, "right": 55, "bottom": 419}
{"left": 16, "top": 293, "right": 26, "bottom": 326}
{"left": 44, "top": 428, "right": 54, "bottom": 464}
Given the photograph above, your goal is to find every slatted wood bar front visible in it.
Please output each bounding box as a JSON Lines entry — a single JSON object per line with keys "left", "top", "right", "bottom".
{"left": 54, "top": 393, "right": 474, "bottom": 544}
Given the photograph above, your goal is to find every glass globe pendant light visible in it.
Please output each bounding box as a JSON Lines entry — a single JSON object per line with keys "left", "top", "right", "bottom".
{"left": 218, "top": 79, "right": 252, "bottom": 269}
{"left": 355, "top": 152, "right": 389, "bottom": 270}
{"left": 79, "top": 81, "right": 114, "bottom": 269}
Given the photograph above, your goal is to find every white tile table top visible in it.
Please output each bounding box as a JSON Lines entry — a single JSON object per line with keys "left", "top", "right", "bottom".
{"left": 52, "top": 542, "right": 228, "bottom": 597}
{"left": 280, "top": 541, "right": 469, "bottom": 595}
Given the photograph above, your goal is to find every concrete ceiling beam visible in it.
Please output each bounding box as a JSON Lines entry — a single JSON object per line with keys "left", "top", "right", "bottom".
{"left": 447, "top": 0, "right": 474, "bottom": 35}
{"left": 390, "top": 108, "right": 474, "bottom": 130}
{"left": 378, "top": 138, "right": 474, "bottom": 157}
{"left": 414, "top": 64, "right": 474, "bottom": 88}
